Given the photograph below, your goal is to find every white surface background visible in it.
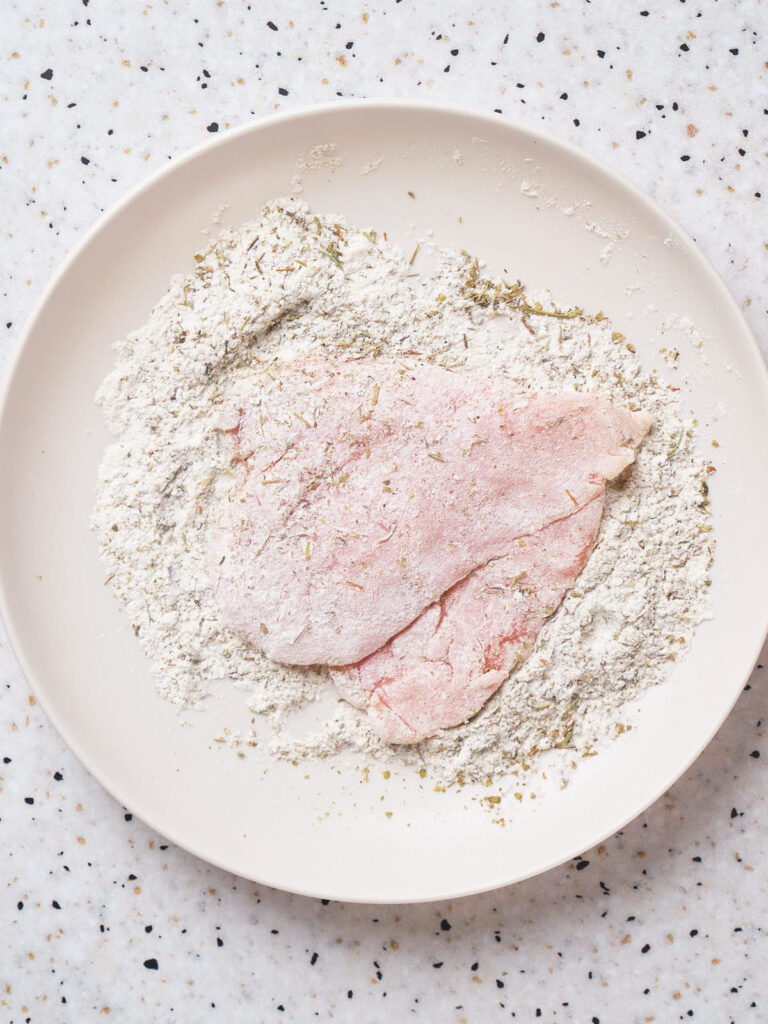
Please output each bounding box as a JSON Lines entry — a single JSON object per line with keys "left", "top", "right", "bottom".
{"left": 1, "top": 2, "right": 767, "bottom": 1021}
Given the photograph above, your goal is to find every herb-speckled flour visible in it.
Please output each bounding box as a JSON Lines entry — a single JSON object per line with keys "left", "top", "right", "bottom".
{"left": 93, "top": 199, "right": 714, "bottom": 784}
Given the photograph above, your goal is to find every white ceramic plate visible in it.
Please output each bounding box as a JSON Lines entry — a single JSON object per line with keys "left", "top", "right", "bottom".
{"left": 1, "top": 102, "right": 766, "bottom": 903}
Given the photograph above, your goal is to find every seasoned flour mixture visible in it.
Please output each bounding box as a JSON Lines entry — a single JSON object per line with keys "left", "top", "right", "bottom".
{"left": 93, "top": 199, "right": 714, "bottom": 783}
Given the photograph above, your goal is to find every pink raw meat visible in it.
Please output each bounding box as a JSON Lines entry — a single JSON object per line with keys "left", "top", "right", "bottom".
{"left": 330, "top": 497, "right": 604, "bottom": 744}
{"left": 207, "top": 360, "right": 651, "bottom": 666}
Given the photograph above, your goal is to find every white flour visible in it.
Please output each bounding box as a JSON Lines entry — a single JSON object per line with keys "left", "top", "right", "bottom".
{"left": 93, "top": 199, "right": 714, "bottom": 785}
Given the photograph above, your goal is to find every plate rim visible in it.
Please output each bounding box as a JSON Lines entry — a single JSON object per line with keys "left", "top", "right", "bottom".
{"left": 1, "top": 99, "right": 767, "bottom": 903}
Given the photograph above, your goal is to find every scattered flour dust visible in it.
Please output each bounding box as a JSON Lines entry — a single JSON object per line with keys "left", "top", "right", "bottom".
{"left": 93, "top": 198, "right": 714, "bottom": 788}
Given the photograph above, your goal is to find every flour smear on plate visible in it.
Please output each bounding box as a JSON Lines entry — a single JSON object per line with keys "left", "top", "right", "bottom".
{"left": 93, "top": 199, "right": 714, "bottom": 785}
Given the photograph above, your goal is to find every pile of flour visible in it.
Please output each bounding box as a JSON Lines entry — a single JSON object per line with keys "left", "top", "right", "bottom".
{"left": 93, "top": 199, "right": 714, "bottom": 783}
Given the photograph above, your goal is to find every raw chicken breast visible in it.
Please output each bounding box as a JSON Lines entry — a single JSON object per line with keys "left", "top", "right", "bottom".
{"left": 331, "top": 497, "right": 604, "bottom": 743}
{"left": 208, "top": 361, "right": 651, "bottom": 673}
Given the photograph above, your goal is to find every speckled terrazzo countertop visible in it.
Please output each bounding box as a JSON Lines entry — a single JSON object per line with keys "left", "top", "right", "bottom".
{"left": 2, "top": 2, "right": 767, "bottom": 1021}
